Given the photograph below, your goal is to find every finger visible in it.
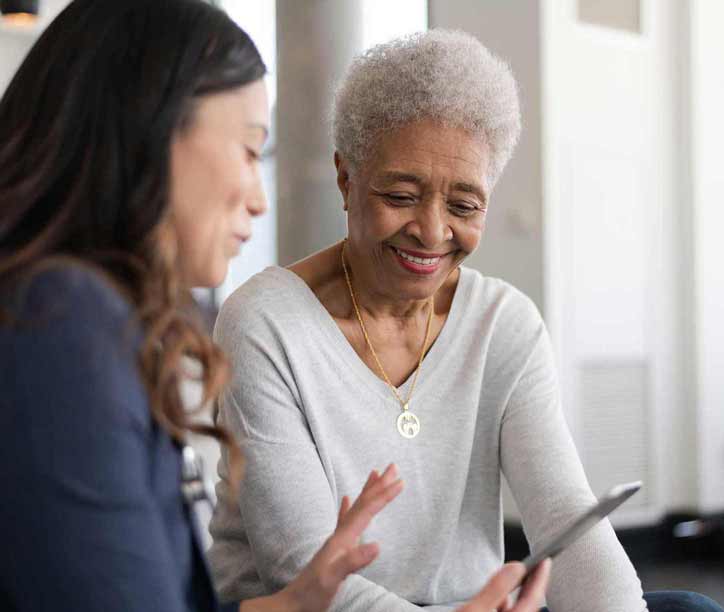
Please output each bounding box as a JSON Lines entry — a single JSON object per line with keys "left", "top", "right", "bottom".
{"left": 360, "top": 470, "right": 380, "bottom": 496}
{"left": 331, "top": 480, "right": 403, "bottom": 554}
{"left": 514, "top": 559, "right": 551, "bottom": 610}
{"left": 338, "top": 470, "right": 379, "bottom": 528}
{"left": 362, "top": 464, "right": 396, "bottom": 496}
{"left": 365, "top": 469, "right": 380, "bottom": 486}
{"left": 336, "top": 495, "right": 351, "bottom": 527}
{"left": 500, "top": 593, "right": 514, "bottom": 612}
{"left": 348, "top": 464, "right": 398, "bottom": 512}
{"left": 377, "top": 463, "right": 397, "bottom": 486}
{"left": 337, "top": 478, "right": 404, "bottom": 537}
{"left": 457, "top": 563, "right": 526, "bottom": 611}
{"left": 341, "top": 465, "right": 399, "bottom": 518}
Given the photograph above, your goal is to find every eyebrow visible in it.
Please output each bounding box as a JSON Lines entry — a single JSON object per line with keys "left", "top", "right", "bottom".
{"left": 377, "top": 172, "right": 425, "bottom": 186}
{"left": 453, "top": 181, "right": 488, "bottom": 206}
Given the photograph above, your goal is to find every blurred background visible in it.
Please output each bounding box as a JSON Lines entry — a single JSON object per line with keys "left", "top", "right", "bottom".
{"left": 2, "top": 0, "right": 722, "bottom": 600}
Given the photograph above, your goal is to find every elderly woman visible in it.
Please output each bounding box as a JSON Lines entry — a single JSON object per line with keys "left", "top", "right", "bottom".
{"left": 208, "top": 30, "right": 721, "bottom": 612}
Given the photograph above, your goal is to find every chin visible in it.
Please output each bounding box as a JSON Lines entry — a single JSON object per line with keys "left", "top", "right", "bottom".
{"left": 195, "top": 265, "right": 228, "bottom": 289}
{"left": 208, "top": 271, "right": 228, "bottom": 288}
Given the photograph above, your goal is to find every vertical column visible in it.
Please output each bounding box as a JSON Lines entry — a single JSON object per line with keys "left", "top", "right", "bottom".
{"left": 275, "top": 0, "right": 364, "bottom": 265}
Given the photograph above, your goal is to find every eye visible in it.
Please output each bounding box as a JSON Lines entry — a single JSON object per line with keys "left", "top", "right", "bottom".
{"left": 449, "top": 202, "right": 484, "bottom": 217}
{"left": 385, "top": 193, "right": 417, "bottom": 206}
{"left": 245, "top": 146, "right": 262, "bottom": 163}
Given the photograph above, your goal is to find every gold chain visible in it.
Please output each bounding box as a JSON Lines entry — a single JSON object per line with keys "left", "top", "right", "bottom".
{"left": 341, "top": 240, "right": 434, "bottom": 411}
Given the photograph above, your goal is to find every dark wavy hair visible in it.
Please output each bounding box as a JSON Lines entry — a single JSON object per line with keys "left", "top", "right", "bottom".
{"left": 0, "top": 0, "right": 266, "bottom": 484}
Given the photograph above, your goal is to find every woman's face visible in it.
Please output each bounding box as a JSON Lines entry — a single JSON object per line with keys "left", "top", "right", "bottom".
{"left": 169, "top": 79, "right": 269, "bottom": 288}
{"left": 338, "top": 119, "right": 490, "bottom": 302}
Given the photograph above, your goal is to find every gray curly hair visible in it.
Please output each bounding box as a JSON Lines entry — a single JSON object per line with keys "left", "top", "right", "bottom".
{"left": 332, "top": 29, "right": 521, "bottom": 188}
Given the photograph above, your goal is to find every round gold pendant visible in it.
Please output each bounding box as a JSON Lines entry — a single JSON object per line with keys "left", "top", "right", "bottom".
{"left": 397, "top": 411, "right": 420, "bottom": 439}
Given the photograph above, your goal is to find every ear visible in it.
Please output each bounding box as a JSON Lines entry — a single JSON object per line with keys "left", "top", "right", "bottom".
{"left": 335, "top": 151, "right": 351, "bottom": 211}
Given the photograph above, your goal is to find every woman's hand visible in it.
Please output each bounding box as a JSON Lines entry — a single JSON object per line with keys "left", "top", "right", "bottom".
{"left": 240, "top": 464, "right": 403, "bottom": 612}
{"left": 457, "top": 559, "right": 551, "bottom": 612}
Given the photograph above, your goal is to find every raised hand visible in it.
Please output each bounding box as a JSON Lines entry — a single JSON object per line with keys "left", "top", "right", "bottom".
{"left": 244, "top": 464, "right": 403, "bottom": 612}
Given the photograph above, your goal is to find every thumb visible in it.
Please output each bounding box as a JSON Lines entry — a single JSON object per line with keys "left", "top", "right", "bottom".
{"left": 458, "top": 563, "right": 526, "bottom": 611}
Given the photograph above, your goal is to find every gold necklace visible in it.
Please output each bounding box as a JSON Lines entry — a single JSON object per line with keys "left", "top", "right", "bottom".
{"left": 341, "top": 240, "right": 434, "bottom": 439}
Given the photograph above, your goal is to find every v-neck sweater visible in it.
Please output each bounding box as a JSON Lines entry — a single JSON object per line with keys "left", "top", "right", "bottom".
{"left": 208, "top": 266, "right": 647, "bottom": 612}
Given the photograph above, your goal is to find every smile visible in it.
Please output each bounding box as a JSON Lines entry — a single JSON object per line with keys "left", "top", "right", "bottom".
{"left": 392, "top": 247, "right": 441, "bottom": 266}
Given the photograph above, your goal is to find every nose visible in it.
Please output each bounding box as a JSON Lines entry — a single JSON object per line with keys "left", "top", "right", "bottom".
{"left": 235, "top": 168, "right": 268, "bottom": 240}
{"left": 246, "top": 177, "right": 268, "bottom": 218}
{"left": 407, "top": 198, "right": 452, "bottom": 248}
{"left": 246, "top": 188, "right": 269, "bottom": 217}
{"left": 238, "top": 162, "right": 267, "bottom": 224}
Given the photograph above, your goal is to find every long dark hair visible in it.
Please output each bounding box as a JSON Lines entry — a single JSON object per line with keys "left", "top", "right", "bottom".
{"left": 0, "top": 0, "right": 266, "bottom": 482}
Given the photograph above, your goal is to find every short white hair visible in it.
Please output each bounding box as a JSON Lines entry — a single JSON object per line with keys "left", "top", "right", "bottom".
{"left": 332, "top": 29, "right": 521, "bottom": 188}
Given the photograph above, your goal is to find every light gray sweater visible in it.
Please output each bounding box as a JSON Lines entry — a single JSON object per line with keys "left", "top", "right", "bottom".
{"left": 208, "top": 266, "right": 647, "bottom": 612}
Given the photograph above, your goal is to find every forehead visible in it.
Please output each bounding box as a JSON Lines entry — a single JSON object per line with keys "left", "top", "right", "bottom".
{"left": 191, "top": 79, "right": 270, "bottom": 136}
{"left": 365, "top": 120, "right": 489, "bottom": 187}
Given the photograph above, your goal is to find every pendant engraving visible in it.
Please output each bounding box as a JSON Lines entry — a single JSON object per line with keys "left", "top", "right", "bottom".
{"left": 397, "top": 411, "right": 420, "bottom": 439}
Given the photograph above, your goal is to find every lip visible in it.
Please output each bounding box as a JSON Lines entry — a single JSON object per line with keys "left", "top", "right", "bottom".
{"left": 389, "top": 245, "right": 448, "bottom": 276}
{"left": 233, "top": 233, "right": 250, "bottom": 243}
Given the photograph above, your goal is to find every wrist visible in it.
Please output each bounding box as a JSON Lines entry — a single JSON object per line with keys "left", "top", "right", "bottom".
{"left": 273, "top": 586, "right": 303, "bottom": 612}
{"left": 239, "top": 588, "right": 302, "bottom": 612}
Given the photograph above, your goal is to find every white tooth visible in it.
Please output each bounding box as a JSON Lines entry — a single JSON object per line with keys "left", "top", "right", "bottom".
{"left": 395, "top": 248, "right": 439, "bottom": 266}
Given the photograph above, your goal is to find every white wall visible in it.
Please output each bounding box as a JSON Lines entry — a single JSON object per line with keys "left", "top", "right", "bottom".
{"left": 430, "top": 0, "right": 721, "bottom": 525}
{"left": 544, "top": 0, "right": 689, "bottom": 524}
{"left": 689, "top": 0, "right": 724, "bottom": 513}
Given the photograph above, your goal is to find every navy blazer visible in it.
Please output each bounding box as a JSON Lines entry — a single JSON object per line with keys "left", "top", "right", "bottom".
{"left": 0, "top": 267, "right": 237, "bottom": 612}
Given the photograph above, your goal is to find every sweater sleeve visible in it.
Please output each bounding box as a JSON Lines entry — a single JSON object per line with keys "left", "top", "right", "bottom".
{"left": 209, "top": 295, "right": 429, "bottom": 612}
{"left": 498, "top": 299, "right": 647, "bottom": 612}
{"left": 0, "top": 269, "right": 192, "bottom": 612}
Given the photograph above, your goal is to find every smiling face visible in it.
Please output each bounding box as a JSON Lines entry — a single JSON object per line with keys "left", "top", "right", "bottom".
{"left": 337, "top": 119, "right": 490, "bottom": 302}
{"left": 168, "top": 79, "right": 270, "bottom": 288}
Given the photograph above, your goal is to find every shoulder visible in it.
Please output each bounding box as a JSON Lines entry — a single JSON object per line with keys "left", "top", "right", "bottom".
{"left": 460, "top": 266, "right": 543, "bottom": 333}
{"left": 9, "top": 262, "right": 134, "bottom": 329}
{"left": 2, "top": 262, "right": 148, "bottom": 428}
{"left": 214, "top": 266, "right": 312, "bottom": 347}
{"left": 458, "top": 269, "right": 554, "bottom": 387}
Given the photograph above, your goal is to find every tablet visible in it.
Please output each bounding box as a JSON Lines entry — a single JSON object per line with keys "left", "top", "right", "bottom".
{"left": 521, "top": 481, "right": 642, "bottom": 573}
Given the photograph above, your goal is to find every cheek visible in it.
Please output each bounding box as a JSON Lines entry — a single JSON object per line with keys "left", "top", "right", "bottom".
{"left": 169, "top": 138, "right": 244, "bottom": 286}
{"left": 454, "top": 216, "right": 485, "bottom": 253}
{"left": 173, "top": 202, "right": 231, "bottom": 285}
{"left": 354, "top": 198, "right": 406, "bottom": 239}
{"left": 190, "top": 142, "right": 246, "bottom": 209}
